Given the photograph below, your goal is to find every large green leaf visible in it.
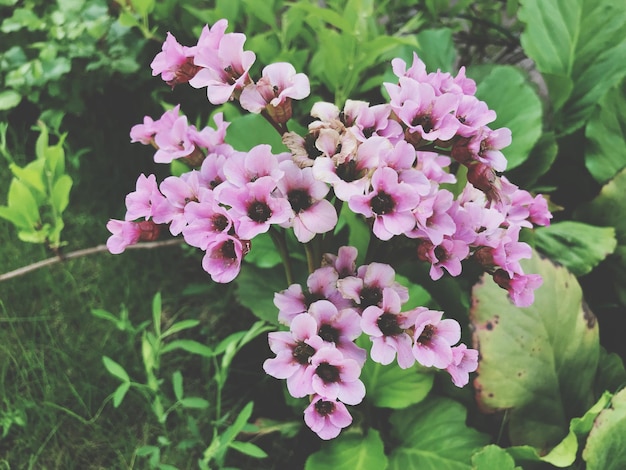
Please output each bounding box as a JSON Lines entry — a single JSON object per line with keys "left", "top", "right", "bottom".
{"left": 357, "top": 335, "right": 434, "bottom": 409}
{"left": 574, "top": 168, "right": 626, "bottom": 304}
{"left": 534, "top": 221, "right": 617, "bottom": 276}
{"left": 470, "top": 253, "right": 600, "bottom": 452}
{"left": 585, "top": 80, "right": 626, "bottom": 183}
{"left": 388, "top": 397, "right": 489, "bottom": 469}
{"left": 519, "top": 0, "right": 626, "bottom": 135}
{"left": 471, "top": 445, "right": 518, "bottom": 470}
{"left": 582, "top": 388, "right": 626, "bottom": 470}
{"left": 236, "top": 264, "right": 287, "bottom": 324}
{"left": 475, "top": 66, "right": 543, "bottom": 170}
{"left": 414, "top": 28, "right": 456, "bottom": 73}
{"left": 305, "top": 430, "right": 388, "bottom": 470}
{"left": 224, "top": 113, "right": 287, "bottom": 153}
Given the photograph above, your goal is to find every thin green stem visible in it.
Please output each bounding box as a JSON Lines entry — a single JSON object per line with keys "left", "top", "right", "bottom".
{"left": 268, "top": 227, "right": 294, "bottom": 285}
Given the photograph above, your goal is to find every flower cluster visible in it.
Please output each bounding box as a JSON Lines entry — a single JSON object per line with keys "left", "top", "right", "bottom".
{"left": 106, "top": 19, "right": 552, "bottom": 441}
{"left": 264, "top": 246, "right": 478, "bottom": 439}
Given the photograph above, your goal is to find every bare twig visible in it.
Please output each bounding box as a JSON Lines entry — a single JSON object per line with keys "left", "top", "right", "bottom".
{"left": 0, "top": 239, "right": 184, "bottom": 282}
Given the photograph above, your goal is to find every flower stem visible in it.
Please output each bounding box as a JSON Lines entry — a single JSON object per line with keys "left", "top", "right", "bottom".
{"left": 269, "top": 227, "right": 294, "bottom": 285}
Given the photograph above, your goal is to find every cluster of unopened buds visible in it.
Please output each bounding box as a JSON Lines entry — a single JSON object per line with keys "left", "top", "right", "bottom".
{"left": 106, "top": 19, "right": 552, "bottom": 439}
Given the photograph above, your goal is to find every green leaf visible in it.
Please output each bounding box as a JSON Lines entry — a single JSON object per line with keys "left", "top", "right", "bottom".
{"left": 10, "top": 160, "right": 46, "bottom": 199}
{"left": 152, "top": 292, "right": 162, "bottom": 337}
{"left": 102, "top": 356, "right": 130, "bottom": 383}
{"left": 534, "top": 221, "right": 617, "bottom": 276}
{"left": 50, "top": 174, "right": 73, "bottom": 214}
{"left": 228, "top": 440, "right": 268, "bottom": 459}
{"left": 179, "top": 397, "right": 209, "bottom": 409}
{"left": 0, "top": 90, "right": 21, "bottom": 110}
{"left": 470, "top": 253, "right": 600, "bottom": 452}
{"left": 585, "top": 79, "right": 626, "bottom": 183}
{"left": 506, "top": 132, "right": 558, "bottom": 189}
{"left": 594, "top": 347, "right": 626, "bottom": 396}
{"left": 160, "top": 319, "right": 200, "bottom": 339}
{"left": 236, "top": 264, "right": 286, "bottom": 324}
{"left": 475, "top": 66, "right": 543, "bottom": 170}
{"left": 244, "top": 232, "right": 283, "bottom": 268}
{"left": 172, "top": 371, "right": 183, "bottom": 401}
{"left": 358, "top": 336, "right": 433, "bottom": 409}
{"left": 519, "top": 0, "right": 626, "bottom": 135}
{"left": 341, "top": 205, "right": 370, "bottom": 267}
{"left": 7, "top": 179, "right": 40, "bottom": 229}
{"left": 224, "top": 113, "right": 286, "bottom": 153}
{"left": 305, "top": 430, "right": 388, "bottom": 470}
{"left": 113, "top": 382, "right": 130, "bottom": 408}
{"left": 583, "top": 388, "right": 626, "bottom": 469}
{"left": 161, "top": 339, "right": 215, "bottom": 358}
{"left": 242, "top": 0, "right": 276, "bottom": 28}
{"left": 471, "top": 445, "right": 518, "bottom": 470}
{"left": 388, "top": 397, "right": 489, "bottom": 469}
{"left": 130, "top": 0, "right": 154, "bottom": 16}
{"left": 414, "top": 28, "right": 457, "bottom": 73}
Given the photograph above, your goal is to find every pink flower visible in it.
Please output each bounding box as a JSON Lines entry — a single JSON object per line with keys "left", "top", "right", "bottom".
{"left": 124, "top": 174, "right": 165, "bottom": 221}
{"left": 130, "top": 106, "right": 180, "bottom": 145}
{"left": 349, "top": 166, "right": 421, "bottom": 241}
{"left": 153, "top": 114, "right": 197, "bottom": 164}
{"left": 417, "top": 238, "right": 469, "bottom": 280}
{"left": 277, "top": 161, "right": 337, "bottom": 243}
{"left": 201, "top": 234, "right": 245, "bottom": 283}
{"left": 310, "top": 347, "right": 365, "bottom": 405}
{"left": 446, "top": 344, "right": 478, "bottom": 387}
{"left": 220, "top": 144, "right": 286, "bottom": 190}
{"left": 182, "top": 191, "right": 232, "bottom": 250}
{"left": 263, "top": 313, "right": 325, "bottom": 398}
{"left": 361, "top": 288, "right": 416, "bottom": 369}
{"left": 106, "top": 219, "right": 161, "bottom": 254}
{"left": 412, "top": 308, "right": 461, "bottom": 369}
{"left": 322, "top": 246, "right": 358, "bottom": 279}
{"left": 152, "top": 171, "right": 206, "bottom": 235}
{"left": 150, "top": 32, "right": 200, "bottom": 87}
{"left": 493, "top": 270, "right": 543, "bottom": 307}
{"left": 337, "top": 262, "right": 409, "bottom": 312}
{"left": 303, "top": 396, "right": 352, "bottom": 440}
{"left": 240, "top": 62, "right": 310, "bottom": 123}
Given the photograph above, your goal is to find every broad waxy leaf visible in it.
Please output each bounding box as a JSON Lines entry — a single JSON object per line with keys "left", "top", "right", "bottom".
{"left": 236, "top": 264, "right": 286, "bottom": 324}
{"left": 585, "top": 79, "right": 626, "bottom": 183}
{"left": 357, "top": 335, "right": 434, "bottom": 409}
{"left": 475, "top": 66, "right": 542, "bottom": 170}
{"left": 574, "top": 167, "right": 626, "bottom": 304}
{"left": 0, "top": 89, "right": 21, "bottom": 110}
{"left": 534, "top": 221, "right": 617, "bottom": 276}
{"left": 305, "top": 430, "right": 388, "bottom": 470}
{"left": 582, "top": 388, "right": 626, "bottom": 470}
{"left": 519, "top": 0, "right": 626, "bottom": 135}
{"left": 471, "top": 445, "right": 518, "bottom": 470}
{"left": 388, "top": 397, "right": 489, "bottom": 469}
{"left": 224, "top": 113, "right": 286, "bottom": 153}
{"left": 470, "top": 253, "right": 600, "bottom": 452}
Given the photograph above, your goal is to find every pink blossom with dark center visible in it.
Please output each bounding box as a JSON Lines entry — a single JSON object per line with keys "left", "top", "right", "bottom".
{"left": 263, "top": 313, "right": 324, "bottom": 398}
{"left": 182, "top": 191, "right": 233, "bottom": 250}
{"left": 409, "top": 190, "right": 457, "bottom": 246}
{"left": 308, "top": 300, "right": 366, "bottom": 366}
{"left": 348, "top": 166, "right": 421, "bottom": 241}
{"left": 153, "top": 114, "right": 197, "bottom": 164}
{"left": 455, "top": 95, "right": 497, "bottom": 137}
{"left": 310, "top": 347, "right": 365, "bottom": 405}
{"left": 106, "top": 219, "right": 161, "bottom": 254}
{"left": 415, "top": 151, "right": 456, "bottom": 185}
{"left": 412, "top": 308, "right": 461, "bottom": 369}
{"left": 417, "top": 238, "right": 470, "bottom": 281}
{"left": 493, "top": 270, "right": 543, "bottom": 307}
{"left": 201, "top": 234, "right": 245, "bottom": 283}
{"left": 220, "top": 144, "right": 286, "bottom": 190}
{"left": 361, "top": 288, "right": 417, "bottom": 368}
{"left": 150, "top": 32, "right": 200, "bottom": 87}
{"left": 446, "top": 344, "right": 479, "bottom": 387}
{"left": 321, "top": 246, "right": 358, "bottom": 279}
{"left": 152, "top": 171, "right": 207, "bottom": 235}
{"left": 130, "top": 106, "right": 181, "bottom": 145}
{"left": 303, "top": 395, "right": 353, "bottom": 440}
{"left": 124, "top": 174, "right": 165, "bottom": 221}
{"left": 276, "top": 160, "right": 337, "bottom": 243}
{"left": 350, "top": 103, "right": 403, "bottom": 142}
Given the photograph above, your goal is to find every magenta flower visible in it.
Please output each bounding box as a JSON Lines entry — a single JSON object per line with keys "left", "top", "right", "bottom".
{"left": 321, "top": 246, "right": 358, "bottom": 279}
{"left": 153, "top": 114, "right": 197, "bottom": 164}
{"left": 201, "top": 234, "right": 245, "bottom": 283}
{"left": 308, "top": 300, "right": 366, "bottom": 366}
{"left": 455, "top": 95, "right": 497, "bottom": 137}
{"left": 218, "top": 176, "right": 292, "bottom": 240}
{"left": 409, "top": 190, "right": 456, "bottom": 246}
{"left": 349, "top": 166, "right": 421, "bottom": 240}
{"left": 263, "top": 313, "right": 325, "bottom": 398}
{"left": 350, "top": 103, "right": 403, "bottom": 142}
{"left": 493, "top": 270, "right": 543, "bottom": 307}
{"left": 337, "top": 262, "right": 409, "bottom": 312}
{"left": 152, "top": 171, "right": 206, "bottom": 235}
{"left": 446, "top": 344, "right": 479, "bottom": 387}
{"left": 220, "top": 144, "right": 287, "bottom": 190}
{"left": 124, "top": 174, "right": 165, "bottom": 221}
{"left": 417, "top": 238, "right": 469, "bottom": 281}
{"left": 361, "top": 288, "right": 417, "bottom": 369}
{"left": 150, "top": 32, "right": 200, "bottom": 87}
{"left": 130, "top": 106, "right": 180, "bottom": 145}
{"left": 240, "top": 62, "right": 310, "bottom": 123}
{"left": 412, "top": 308, "right": 461, "bottom": 369}
{"left": 303, "top": 395, "right": 353, "bottom": 440}
{"left": 106, "top": 219, "right": 161, "bottom": 254}
{"left": 310, "top": 347, "right": 366, "bottom": 405}
{"left": 182, "top": 192, "right": 233, "bottom": 250}
{"left": 277, "top": 161, "right": 337, "bottom": 243}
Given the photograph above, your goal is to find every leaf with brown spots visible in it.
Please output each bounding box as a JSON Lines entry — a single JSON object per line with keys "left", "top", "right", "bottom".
{"left": 470, "top": 252, "right": 599, "bottom": 453}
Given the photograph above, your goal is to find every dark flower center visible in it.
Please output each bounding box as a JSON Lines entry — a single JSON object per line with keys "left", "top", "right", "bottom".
{"left": 363, "top": 126, "right": 375, "bottom": 138}
{"left": 411, "top": 114, "right": 433, "bottom": 133}
{"left": 318, "top": 324, "right": 340, "bottom": 343}
{"left": 314, "top": 399, "right": 335, "bottom": 417}
{"left": 370, "top": 191, "right": 395, "bottom": 215}
{"left": 360, "top": 286, "right": 382, "bottom": 309}
{"left": 416, "top": 324, "right": 435, "bottom": 344}
{"left": 212, "top": 214, "right": 229, "bottom": 232}
{"left": 288, "top": 189, "right": 312, "bottom": 213}
{"left": 292, "top": 341, "right": 316, "bottom": 365}
{"left": 316, "top": 363, "right": 340, "bottom": 383}
{"left": 304, "top": 292, "right": 325, "bottom": 308}
{"left": 434, "top": 245, "right": 448, "bottom": 262}
{"left": 304, "top": 133, "right": 323, "bottom": 160}
{"left": 220, "top": 239, "right": 237, "bottom": 260}
{"left": 377, "top": 313, "right": 404, "bottom": 336}
{"left": 248, "top": 200, "right": 272, "bottom": 222}
{"left": 336, "top": 160, "right": 359, "bottom": 182}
